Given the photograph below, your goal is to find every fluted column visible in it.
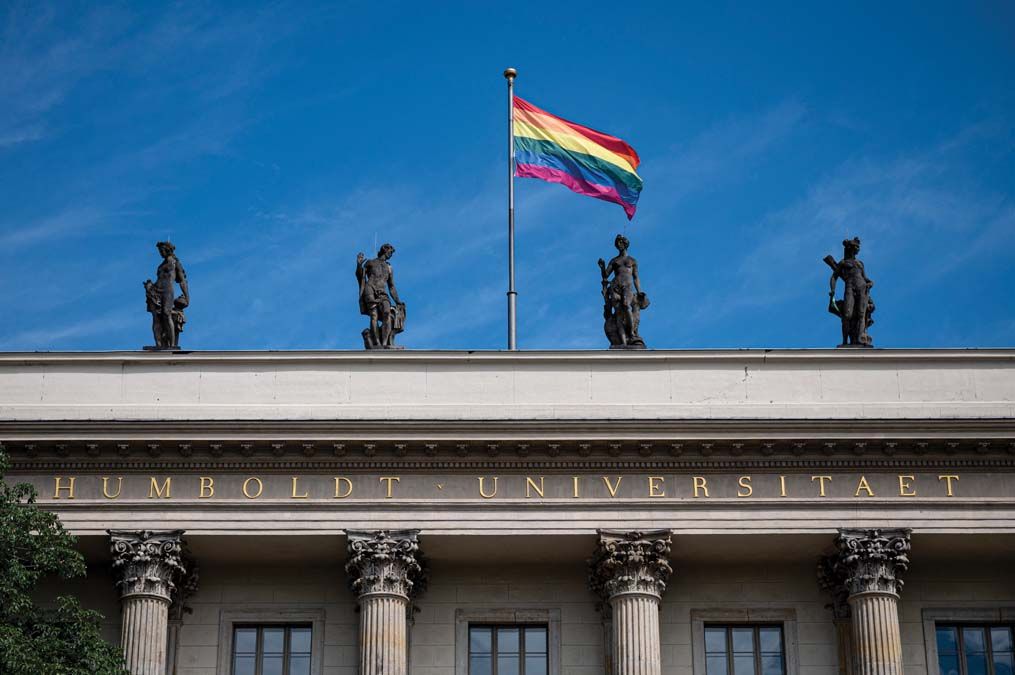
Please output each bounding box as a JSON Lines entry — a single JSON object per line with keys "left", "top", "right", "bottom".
{"left": 818, "top": 555, "right": 855, "bottom": 675}
{"left": 824, "top": 528, "right": 911, "bottom": 675}
{"left": 109, "top": 530, "right": 187, "bottom": 675}
{"left": 589, "top": 529, "right": 673, "bottom": 675}
{"left": 345, "top": 530, "right": 427, "bottom": 675}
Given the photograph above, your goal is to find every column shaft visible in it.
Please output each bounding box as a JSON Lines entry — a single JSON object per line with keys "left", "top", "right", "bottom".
{"left": 850, "top": 592, "right": 903, "bottom": 675}
{"left": 359, "top": 593, "right": 409, "bottom": 675}
{"left": 121, "top": 595, "right": 171, "bottom": 675}
{"left": 833, "top": 618, "right": 855, "bottom": 675}
{"left": 611, "top": 593, "right": 662, "bottom": 675}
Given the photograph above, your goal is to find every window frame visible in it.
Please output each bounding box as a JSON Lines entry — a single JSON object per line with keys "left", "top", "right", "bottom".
{"left": 931, "top": 620, "right": 1015, "bottom": 675}
{"left": 216, "top": 608, "right": 325, "bottom": 675}
{"left": 455, "top": 609, "right": 562, "bottom": 675}
{"left": 923, "top": 609, "right": 1015, "bottom": 675}
{"left": 704, "top": 623, "right": 787, "bottom": 675}
{"left": 230, "top": 624, "right": 313, "bottom": 675}
{"left": 467, "top": 624, "right": 550, "bottom": 675}
{"left": 691, "top": 609, "right": 799, "bottom": 675}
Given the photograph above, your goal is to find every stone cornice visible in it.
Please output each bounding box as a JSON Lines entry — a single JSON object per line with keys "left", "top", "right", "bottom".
{"left": 3, "top": 348, "right": 1015, "bottom": 365}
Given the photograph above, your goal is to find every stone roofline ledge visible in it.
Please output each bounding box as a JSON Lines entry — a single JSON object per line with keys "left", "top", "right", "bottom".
{"left": 1, "top": 348, "right": 1014, "bottom": 425}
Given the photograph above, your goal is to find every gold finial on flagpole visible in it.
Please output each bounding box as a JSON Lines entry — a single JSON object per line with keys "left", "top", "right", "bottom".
{"left": 504, "top": 67, "right": 517, "bottom": 80}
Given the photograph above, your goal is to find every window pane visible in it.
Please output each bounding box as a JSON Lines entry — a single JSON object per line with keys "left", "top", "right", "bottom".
{"left": 261, "top": 654, "right": 284, "bottom": 675}
{"left": 938, "top": 654, "right": 961, "bottom": 675}
{"left": 263, "top": 627, "right": 285, "bottom": 654}
{"left": 470, "top": 654, "right": 492, "bottom": 675}
{"left": 707, "top": 654, "right": 729, "bottom": 675}
{"left": 732, "top": 628, "right": 755, "bottom": 653}
{"left": 498, "top": 627, "right": 520, "bottom": 653}
{"left": 759, "top": 627, "right": 783, "bottom": 653}
{"left": 232, "top": 654, "right": 256, "bottom": 675}
{"left": 761, "top": 655, "right": 784, "bottom": 675}
{"left": 470, "top": 627, "right": 493, "bottom": 654}
{"left": 992, "top": 627, "right": 1014, "bottom": 653}
{"left": 289, "top": 654, "right": 311, "bottom": 675}
{"left": 995, "top": 653, "right": 1014, "bottom": 675}
{"left": 290, "top": 627, "right": 312, "bottom": 654}
{"left": 964, "top": 627, "right": 987, "bottom": 653}
{"left": 937, "top": 627, "right": 959, "bottom": 654}
{"left": 706, "top": 627, "right": 728, "bottom": 654}
{"left": 498, "top": 654, "right": 520, "bottom": 675}
{"left": 525, "top": 627, "right": 548, "bottom": 653}
{"left": 234, "top": 628, "right": 258, "bottom": 654}
{"left": 734, "top": 654, "right": 756, "bottom": 675}
{"left": 966, "top": 652, "right": 988, "bottom": 675}
{"left": 525, "top": 654, "right": 548, "bottom": 675}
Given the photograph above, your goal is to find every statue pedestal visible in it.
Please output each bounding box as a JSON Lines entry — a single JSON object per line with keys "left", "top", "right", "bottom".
{"left": 609, "top": 344, "right": 647, "bottom": 351}
{"left": 143, "top": 346, "right": 184, "bottom": 352}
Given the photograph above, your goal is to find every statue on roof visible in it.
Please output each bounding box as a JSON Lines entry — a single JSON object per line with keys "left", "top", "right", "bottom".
{"left": 144, "top": 241, "right": 189, "bottom": 350}
{"left": 599, "top": 233, "right": 649, "bottom": 349}
{"left": 356, "top": 243, "right": 406, "bottom": 349}
{"left": 823, "top": 236, "right": 875, "bottom": 348}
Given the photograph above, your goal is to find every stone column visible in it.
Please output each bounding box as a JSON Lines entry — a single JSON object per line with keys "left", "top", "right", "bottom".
{"left": 588, "top": 529, "right": 673, "bottom": 675}
{"left": 817, "top": 555, "right": 855, "bottom": 675}
{"left": 109, "top": 530, "right": 187, "bottom": 675}
{"left": 345, "top": 530, "right": 427, "bottom": 675}
{"left": 825, "top": 528, "right": 912, "bottom": 675}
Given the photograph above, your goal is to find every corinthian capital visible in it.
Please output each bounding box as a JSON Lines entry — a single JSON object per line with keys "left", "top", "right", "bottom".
{"left": 588, "top": 529, "right": 673, "bottom": 602}
{"left": 831, "top": 528, "right": 911, "bottom": 597}
{"left": 108, "top": 530, "right": 187, "bottom": 603}
{"left": 345, "top": 530, "right": 427, "bottom": 600}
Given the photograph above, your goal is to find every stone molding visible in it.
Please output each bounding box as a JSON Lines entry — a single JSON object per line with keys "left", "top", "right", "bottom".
{"left": 829, "top": 528, "right": 911, "bottom": 597}
{"left": 345, "top": 529, "right": 426, "bottom": 601}
{"left": 589, "top": 529, "right": 673, "bottom": 602}
{"left": 108, "top": 529, "right": 187, "bottom": 603}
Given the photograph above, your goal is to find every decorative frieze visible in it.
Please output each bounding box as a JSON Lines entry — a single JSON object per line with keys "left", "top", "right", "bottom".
{"left": 830, "top": 528, "right": 911, "bottom": 596}
{"left": 345, "top": 529, "right": 426, "bottom": 600}
{"left": 109, "top": 529, "right": 187, "bottom": 602}
{"left": 588, "top": 529, "right": 673, "bottom": 601}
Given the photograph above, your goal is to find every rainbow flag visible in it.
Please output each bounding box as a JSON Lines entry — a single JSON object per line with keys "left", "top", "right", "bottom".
{"left": 513, "top": 96, "right": 642, "bottom": 219}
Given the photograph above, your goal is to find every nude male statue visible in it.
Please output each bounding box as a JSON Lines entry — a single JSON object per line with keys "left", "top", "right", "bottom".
{"left": 823, "top": 237, "right": 875, "bottom": 348}
{"left": 356, "top": 243, "right": 405, "bottom": 349}
{"left": 599, "top": 234, "right": 649, "bottom": 349}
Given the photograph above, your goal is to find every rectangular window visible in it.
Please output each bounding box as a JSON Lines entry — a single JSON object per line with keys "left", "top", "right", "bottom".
{"left": 937, "top": 625, "right": 1014, "bottom": 675}
{"left": 232, "top": 625, "right": 312, "bottom": 675}
{"left": 469, "top": 625, "right": 549, "bottom": 675}
{"left": 704, "top": 625, "right": 786, "bottom": 675}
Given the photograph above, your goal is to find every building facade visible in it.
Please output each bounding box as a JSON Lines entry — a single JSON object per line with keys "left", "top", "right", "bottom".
{"left": 2, "top": 349, "right": 1014, "bottom": 675}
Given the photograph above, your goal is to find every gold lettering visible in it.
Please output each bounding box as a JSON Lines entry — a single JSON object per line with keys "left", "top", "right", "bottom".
{"left": 525, "top": 476, "right": 545, "bottom": 498}
{"left": 854, "top": 475, "right": 875, "bottom": 497}
{"left": 938, "top": 474, "right": 959, "bottom": 497}
{"left": 334, "top": 477, "right": 353, "bottom": 498}
{"left": 198, "top": 476, "right": 214, "bottom": 499}
{"left": 693, "top": 476, "right": 709, "bottom": 498}
{"left": 148, "top": 477, "right": 171, "bottom": 499}
{"left": 811, "top": 475, "right": 832, "bottom": 497}
{"left": 291, "top": 476, "right": 309, "bottom": 499}
{"left": 380, "top": 476, "right": 400, "bottom": 498}
{"left": 602, "top": 476, "right": 623, "bottom": 497}
{"left": 572, "top": 476, "right": 580, "bottom": 498}
{"left": 53, "top": 476, "right": 76, "bottom": 499}
{"left": 779, "top": 475, "right": 787, "bottom": 497}
{"left": 898, "top": 475, "right": 917, "bottom": 497}
{"left": 737, "top": 475, "right": 753, "bottom": 497}
{"left": 478, "top": 476, "right": 498, "bottom": 499}
{"left": 101, "top": 476, "right": 122, "bottom": 499}
{"left": 242, "top": 477, "right": 263, "bottom": 499}
{"left": 648, "top": 476, "right": 666, "bottom": 497}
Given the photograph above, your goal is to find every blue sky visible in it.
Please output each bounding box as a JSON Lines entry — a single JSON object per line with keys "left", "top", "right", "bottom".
{"left": 1, "top": 2, "right": 1013, "bottom": 351}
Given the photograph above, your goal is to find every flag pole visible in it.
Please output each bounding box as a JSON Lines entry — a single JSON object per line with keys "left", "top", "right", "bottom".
{"left": 504, "top": 67, "right": 518, "bottom": 350}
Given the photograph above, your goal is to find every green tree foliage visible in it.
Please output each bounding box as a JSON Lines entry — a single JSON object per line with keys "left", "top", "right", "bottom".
{"left": 0, "top": 449, "right": 126, "bottom": 674}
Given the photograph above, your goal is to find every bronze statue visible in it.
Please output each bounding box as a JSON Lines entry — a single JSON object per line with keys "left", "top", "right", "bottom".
{"left": 823, "top": 237, "right": 875, "bottom": 348}
{"left": 143, "top": 241, "right": 189, "bottom": 350}
{"left": 356, "top": 243, "right": 405, "bottom": 349}
{"left": 598, "top": 234, "right": 649, "bottom": 349}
